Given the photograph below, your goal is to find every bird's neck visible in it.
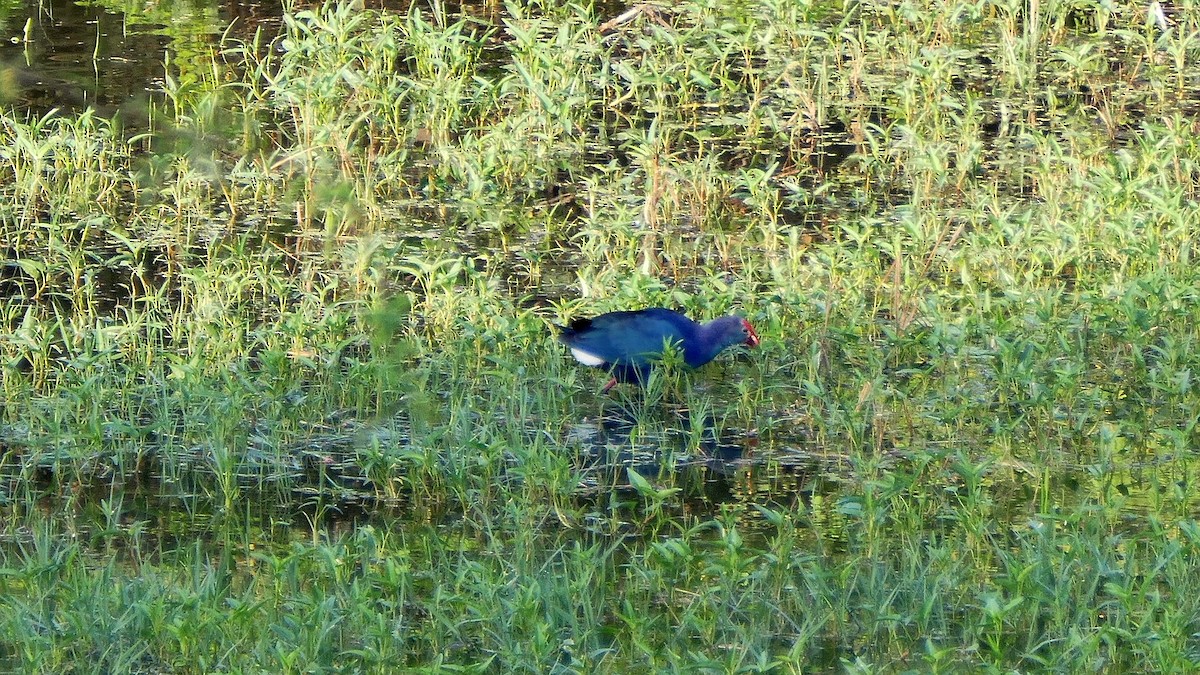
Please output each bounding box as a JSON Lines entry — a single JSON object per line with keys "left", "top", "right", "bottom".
{"left": 688, "top": 320, "right": 726, "bottom": 365}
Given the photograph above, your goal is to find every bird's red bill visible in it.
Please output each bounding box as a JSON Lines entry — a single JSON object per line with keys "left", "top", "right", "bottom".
{"left": 743, "top": 320, "right": 760, "bottom": 347}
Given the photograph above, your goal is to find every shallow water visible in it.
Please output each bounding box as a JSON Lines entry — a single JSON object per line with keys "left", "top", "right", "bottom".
{"left": 2, "top": 0, "right": 167, "bottom": 114}
{"left": 3, "top": 0, "right": 1199, "bottom": 588}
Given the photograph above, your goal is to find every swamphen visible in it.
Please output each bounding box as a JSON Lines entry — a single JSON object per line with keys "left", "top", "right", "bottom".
{"left": 557, "top": 308, "right": 760, "bottom": 391}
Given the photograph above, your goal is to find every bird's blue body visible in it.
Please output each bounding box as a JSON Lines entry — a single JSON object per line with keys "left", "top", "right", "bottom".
{"left": 557, "top": 308, "right": 759, "bottom": 389}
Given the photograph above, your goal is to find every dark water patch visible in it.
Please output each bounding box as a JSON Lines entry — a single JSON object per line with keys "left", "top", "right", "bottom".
{"left": 220, "top": 0, "right": 287, "bottom": 41}
{"left": 566, "top": 404, "right": 827, "bottom": 519}
{"left": 0, "top": 401, "right": 831, "bottom": 549}
{"left": 0, "top": 0, "right": 172, "bottom": 115}
{"left": 1, "top": 215, "right": 177, "bottom": 330}
{"left": 0, "top": 416, "right": 413, "bottom": 560}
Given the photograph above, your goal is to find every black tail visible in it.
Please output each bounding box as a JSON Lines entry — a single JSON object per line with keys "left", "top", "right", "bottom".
{"left": 557, "top": 317, "right": 593, "bottom": 340}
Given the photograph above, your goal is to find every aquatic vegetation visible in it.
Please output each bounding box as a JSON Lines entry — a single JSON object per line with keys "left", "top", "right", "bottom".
{"left": 2, "top": 0, "right": 1200, "bottom": 670}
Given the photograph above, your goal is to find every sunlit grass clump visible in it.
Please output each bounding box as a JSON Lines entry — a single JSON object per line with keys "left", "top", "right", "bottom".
{"left": 2, "top": 0, "right": 1200, "bottom": 670}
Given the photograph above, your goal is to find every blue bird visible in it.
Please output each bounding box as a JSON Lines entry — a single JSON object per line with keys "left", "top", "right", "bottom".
{"left": 557, "top": 308, "right": 760, "bottom": 391}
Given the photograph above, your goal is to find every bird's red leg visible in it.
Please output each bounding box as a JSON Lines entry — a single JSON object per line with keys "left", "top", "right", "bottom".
{"left": 601, "top": 377, "right": 619, "bottom": 393}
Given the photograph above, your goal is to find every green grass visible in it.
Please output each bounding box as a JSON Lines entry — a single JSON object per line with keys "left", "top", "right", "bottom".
{"left": 3, "top": 0, "right": 1200, "bottom": 670}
